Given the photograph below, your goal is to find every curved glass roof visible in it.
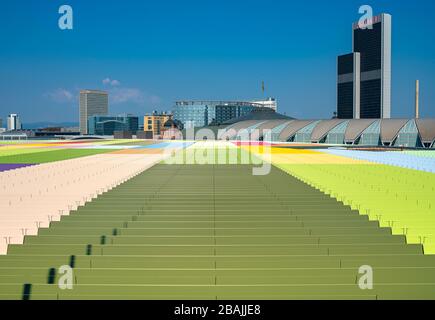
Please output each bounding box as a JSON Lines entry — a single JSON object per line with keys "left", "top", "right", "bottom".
{"left": 297, "top": 121, "right": 321, "bottom": 134}
{"left": 269, "top": 121, "right": 294, "bottom": 141}
{"left": 394, "top": 120, "right": 422, "bottom": 148}
{"left": 325, "top": 120, "right": 350, "bottom": 144}
{"left": 236, "top": 121, "right": 267, "bottom": 140}
{"left": 293, "top": 120, "right": 321, "bottom": 143}
{"left": 380, "top": 119, "right": 409, "bottom": 143}
{"left": 328, "top": 120, "right": 350, "bottom": 134}
{"left": 359, "top": 120, "right": 381, "bottom": 146}
{"left": 312, "top": 120, "right": 348, "bottom": 142}
{"left": 363, "top": 120, "right": 381, "bottom": 133}
{"left": 213, "top": 118, "right": 435, "bottom": 148}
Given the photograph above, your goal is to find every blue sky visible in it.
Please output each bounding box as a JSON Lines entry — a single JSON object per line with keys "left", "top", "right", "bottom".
{"left": 0, "top": 0, "right": 434, "bottom": 124}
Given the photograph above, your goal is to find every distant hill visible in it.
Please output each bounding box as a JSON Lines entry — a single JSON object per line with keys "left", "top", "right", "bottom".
{"left": 23, "top": 122, "right": 79, "bottom": 129}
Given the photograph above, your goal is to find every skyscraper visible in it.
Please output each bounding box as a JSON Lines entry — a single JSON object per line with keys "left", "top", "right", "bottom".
{"left": 79, "top": 90, "right": 109, "bottom": 134}
{"left": 337, "top": 13, "right": 392, "bottom": 119}
{"left": 7, "top": 114, "right": 21, "bottom": 131}
{"left": 337, "top": 53, "right": 360, "bottom": 119}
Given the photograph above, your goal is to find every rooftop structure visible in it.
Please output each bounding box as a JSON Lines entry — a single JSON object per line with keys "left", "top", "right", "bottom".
{"left": 214, "top": 118, "right": 435, "bottom": 148}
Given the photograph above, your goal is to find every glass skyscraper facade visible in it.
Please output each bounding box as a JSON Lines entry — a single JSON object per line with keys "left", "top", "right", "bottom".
{"left": 337, "top": 13, "right": 392, "bottom": 119}
{"left": 337, "top": 53, "right": 360, "bottom": 119}
{"left": 173, "top": 101, "right": 266, "bottom": 128}
{"left": 88, "top": 115, "right": 139, "bottom": 136}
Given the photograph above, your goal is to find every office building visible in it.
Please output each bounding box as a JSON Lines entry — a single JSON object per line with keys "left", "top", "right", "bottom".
{"left": 87, "top": 115, "right": 139, "bottom": 136}
{"left": 0, "top": 117, "right": 6, "bottom": 133}
{"left": 0, "top": 117, "right": 5, "bottom": 134}
{"left": 252, "top": 98, "right": 278, "bottom": 112}
{"left": 144, "top": 112, "right": 173, "bottom": 138}
{"left": 337, "top": 13, "right": 392, "bottom": 119}
{"left": 79, "top": 90, "right": 109, "bottom": 134}
{"left": 173, "top": 100, "right": 269, "bottom": 128}
{"left": 7, "top": 114, "right": 22, "bottom": 131}
{"left": 337, "top": 53, "right": 361, "bottom": 119}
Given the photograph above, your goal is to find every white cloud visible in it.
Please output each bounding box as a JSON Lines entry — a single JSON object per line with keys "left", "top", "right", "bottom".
{"left": 102, "top": 78, "right": 161, "bottom": 105}
{"left": 110, "top": 87, "right": 145, "bottom": 104}
{"left": 108, "top": 85, "right": 161, "bottom": 106}
{"left": 110, "top": 79, "right": 121, "bottom": 86}
{"left": 44, "top": 89, "right": 74, "bottom": 103}
{"left": 103, "top": 78, "right": 121, "bottom": 87}
{"left": 46, "top": 80, "right": 160, "bottom": 108}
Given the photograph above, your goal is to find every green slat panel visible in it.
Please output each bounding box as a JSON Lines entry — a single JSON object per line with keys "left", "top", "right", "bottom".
{"left": 2, "top": 163, "right": 435, "bottom": 300}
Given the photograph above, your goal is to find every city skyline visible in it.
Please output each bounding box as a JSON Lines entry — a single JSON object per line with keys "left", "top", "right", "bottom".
{"left": 1, "top": 1, "right": 435, "bottom": 124}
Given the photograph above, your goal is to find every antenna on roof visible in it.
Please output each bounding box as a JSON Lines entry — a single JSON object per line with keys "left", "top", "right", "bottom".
{"left": 415, "top": 80, "right": 420, "bottom": 119}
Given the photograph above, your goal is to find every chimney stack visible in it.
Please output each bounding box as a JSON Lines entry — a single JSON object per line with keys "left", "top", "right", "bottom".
{"left": 415, "top": 80, "right": 420, "bottom": 119}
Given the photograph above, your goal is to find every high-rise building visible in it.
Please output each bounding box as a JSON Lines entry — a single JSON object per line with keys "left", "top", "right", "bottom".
{"left": 79, "top": 90, "right": 109, "bottom": 134}
{"left": 173, "top": 100, "right": 270, "bottom": 128}
{"left": 337, "top": 53, "right": 360, "bottom": 119}
{"left": 7, "top": 114, "right": 22, "bottom": 131}
{"left": 337, "top": 13, "right": 392, "bottom": 119}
